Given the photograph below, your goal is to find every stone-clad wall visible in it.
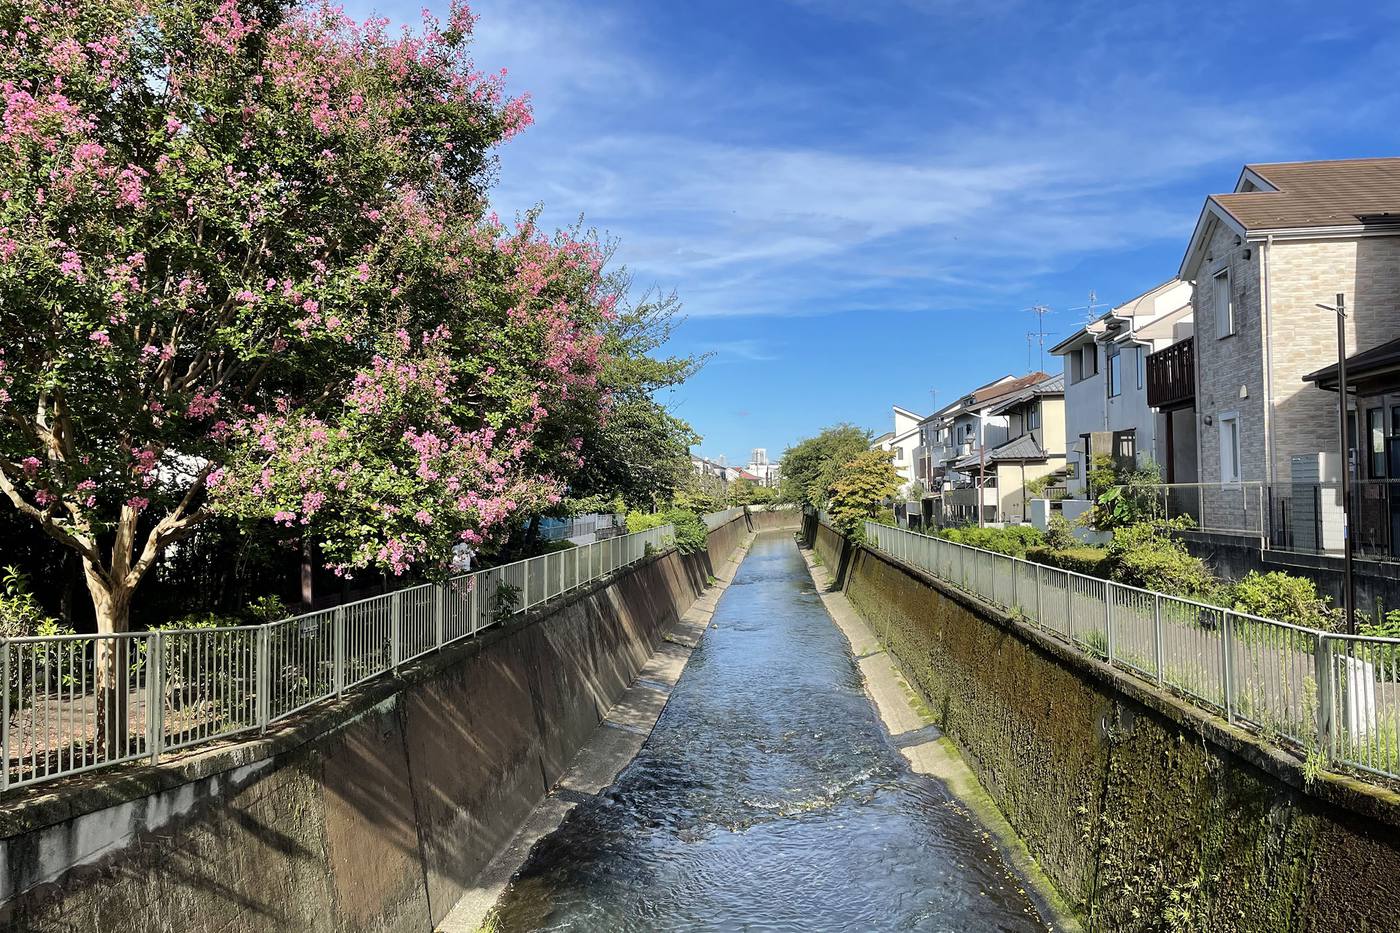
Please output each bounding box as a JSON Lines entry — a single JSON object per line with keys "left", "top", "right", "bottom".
{"left": 842, "top": 541, "right": 1400, "bottom": 933}
{"left": 0, "top": 520, "right": 768, "bottom": 933}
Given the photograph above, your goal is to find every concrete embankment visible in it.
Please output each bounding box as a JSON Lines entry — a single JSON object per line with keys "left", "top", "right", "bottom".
{"left": 0, "top": 508, "right": 798, "bottom": 933}
{"left": 807, "top": 518, "right": 1400, "bottom": 933}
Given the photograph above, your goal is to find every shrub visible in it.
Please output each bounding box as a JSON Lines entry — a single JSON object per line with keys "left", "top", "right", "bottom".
{"left": 1103, "top": 518, "right": 1219, "bottom": 601}
{"left": 630, "top": 508, "right": 708, "bottom": 554}
{"left": 1044, "top": 513, "right": 1076, "bottom": 551}
{"left": 1087, "top": 459, "right": 1166, "bottom": 531}
{"left": 938, "top": 524, "right": 1044, "bottom": 557}
{"left": 1026, "top": 546, "right": 1109, "bottom": 577}
{"left": 1229, "top": 571, "right": 1340, "bottom": 629}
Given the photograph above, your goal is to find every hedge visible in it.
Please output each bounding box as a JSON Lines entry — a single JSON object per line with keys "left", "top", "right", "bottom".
{"left": 1025, "top": 546, "right": 1109, "bottom": 577}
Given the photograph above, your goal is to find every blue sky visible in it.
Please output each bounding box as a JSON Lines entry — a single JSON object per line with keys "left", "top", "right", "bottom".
{"left": 351, "top": 0, "right": 1400, "bottom": 465}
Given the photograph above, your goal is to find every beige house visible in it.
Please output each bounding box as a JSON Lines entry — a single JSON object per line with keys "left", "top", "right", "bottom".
{"left": 1180, "top": 158, "right": 1400, "bottom": 492}
{"left": 983, "top": 373, "right": 1068, "bottom": 524}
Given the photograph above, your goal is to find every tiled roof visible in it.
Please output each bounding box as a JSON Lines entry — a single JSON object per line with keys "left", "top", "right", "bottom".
{"left": 987, "top": 432, "right": 1049, "bottom": 462}
{"left": 1213, "top": 158, "right": 1400, "bottom": 231}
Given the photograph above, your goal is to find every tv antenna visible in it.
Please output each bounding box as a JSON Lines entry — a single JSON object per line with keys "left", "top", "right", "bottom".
{"left": 1022, "top": 304, "right": 1052, "bottom": 373}
{"left": 1064, "top": 289, "right": 1110, "bottom": 324}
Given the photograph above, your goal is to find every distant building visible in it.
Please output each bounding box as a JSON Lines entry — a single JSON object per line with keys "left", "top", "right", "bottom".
{"left": 870, "top": 406, "right": 924, "bottom": 497}
{"left": 746, "top": 447, "right": 781, "bottom": 487}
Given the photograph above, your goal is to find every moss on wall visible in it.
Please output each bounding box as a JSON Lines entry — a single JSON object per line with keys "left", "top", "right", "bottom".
{"left": 843, "top": 543, "right": 1400, "bottom": 933}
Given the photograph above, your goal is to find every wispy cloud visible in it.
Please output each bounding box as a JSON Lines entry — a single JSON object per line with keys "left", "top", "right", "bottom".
{"left": 696, "top": 339, "right": 778, "bottom": 362}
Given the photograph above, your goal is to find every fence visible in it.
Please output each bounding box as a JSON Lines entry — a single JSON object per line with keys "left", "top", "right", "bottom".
{"left": 2, "top": 524, "right": 675, "bottom": 792}
{"left": 858, "top": 519, "right": 1400, "bottom": 785}
{"left": 537, "top": 513, "right": 624, "bottom": 542}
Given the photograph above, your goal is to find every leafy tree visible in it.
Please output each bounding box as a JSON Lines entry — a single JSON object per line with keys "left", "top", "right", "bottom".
{"left": 779, "top": 424, "right": 870, "bottom": 507}
{"left": 564, "top": 285, "right": 705, "bottom": 510}
{"left": 0, "top": 0, "right": 624, "bottom": 743}
{"left": 727, "top": 478, "right": 776, "bottom": 507}
{"left": 826, "top": 449, "right": 899, "bottom": 537}
{"left": 0, "top": 0, "right": 613, "bottom": 635}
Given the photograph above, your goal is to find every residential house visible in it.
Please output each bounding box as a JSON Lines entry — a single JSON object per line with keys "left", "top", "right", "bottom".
{"left": 690, "top": 453, "right": 730, "bottom": 499}
{"left": 982, "top": 373, "right": 1068, "bottom": 523}
{"left": 1181, "top": 158, "right": 1400, "bottom": 491}
{"left": 871, "top": 405, "right": 924, "bottom": 497}
{"left": 746, "top": 448, "right": 781, "bottom": 487}
{"left": 925, "top": 373, "right": 1051, "bottom": 525}
{"left": 1050, "top": 279, "right": 1194, "bottom": 497}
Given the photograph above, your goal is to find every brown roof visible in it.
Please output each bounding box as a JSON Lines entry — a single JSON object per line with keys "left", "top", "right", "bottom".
{"left": 971, "top": 371, "right": 1050, "bottom": 405}
{"left": 1211, "top": 158, "right": 1400, "bottom": 231}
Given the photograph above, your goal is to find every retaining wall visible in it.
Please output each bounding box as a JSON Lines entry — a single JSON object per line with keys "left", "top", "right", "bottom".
{"left": 0, "top": 514, "right": 781, "bottom": 932}
{"left": 831, "top": 533, "right": 1400, "bottom": 933}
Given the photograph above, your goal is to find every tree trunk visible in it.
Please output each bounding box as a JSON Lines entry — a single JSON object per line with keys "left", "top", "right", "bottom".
{"left": 84, "top": 564, "right": 134, "bottom": 759}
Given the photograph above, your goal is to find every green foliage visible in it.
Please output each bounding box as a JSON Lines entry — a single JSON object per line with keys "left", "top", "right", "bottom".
{"left": 1229, "top": 571, "right": 1339, "bottom": 629}
{"left": 826, "top": 449, "right": 900, "bottom": 537}
{"left": 1, "top": 567, "right": 76, "bottom": 711}
{"left": 938, "top": 524, "right": 1044, "bottom": 557}
{"left": 1103, "top": 517, "right": 1218, "bottom": 601}
{"left": 491, "top": 581, "right": 522, "bottom": 624}
{"left": 727, "top": 479, "right": 778, "bottom": 507}
{"left": 1026, "top": 546, "right": 1109, "bottom": 576}
{"left": 1086, "top": 453, "right": 1118, "bottom": 499}
{"left": 627, "top": 508, "right": 707, "bottom": 554}
{"left": 0, "top": 566, "right": 61, "bottom": 639}
{"left": 779, "top": 424, "right": 871, "bottom": 507}
{"left": 568, "top": 288, "right": 705, "bottom": 509}
{"left": 1087, "top": 459, "right": 1165, "bottom": 530}
{"left": 1044, "top": 513, "right": 1076, "bottom": 551}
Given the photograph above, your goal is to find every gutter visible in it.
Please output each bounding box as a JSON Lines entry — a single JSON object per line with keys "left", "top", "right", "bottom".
{"left": 1262, "top": 234, "right": 1275, "bottom": 484}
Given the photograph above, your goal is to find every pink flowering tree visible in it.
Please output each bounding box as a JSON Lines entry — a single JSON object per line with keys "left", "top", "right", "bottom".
{"left": 0, "top": 0, "right": 612, "bottom": 703}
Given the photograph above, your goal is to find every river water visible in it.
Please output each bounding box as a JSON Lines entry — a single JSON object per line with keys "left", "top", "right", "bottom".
{"left": 487, "top": 533, "right": 1047, "bottom": 932}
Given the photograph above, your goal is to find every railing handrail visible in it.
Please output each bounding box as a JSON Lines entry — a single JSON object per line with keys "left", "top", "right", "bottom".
{"left": 855, "top": 519, "right": 1400, "bottom": 785}
{"left": 1, "top": 523, "right": 677, "bottom": 793}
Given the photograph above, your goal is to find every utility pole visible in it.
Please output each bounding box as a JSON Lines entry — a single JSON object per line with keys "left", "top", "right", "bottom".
{"left": 1318, "top": 293, "right": 1356, "bottom": 633}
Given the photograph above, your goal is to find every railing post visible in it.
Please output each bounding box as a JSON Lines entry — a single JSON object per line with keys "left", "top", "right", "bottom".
{"left": 1153, "top": 593, "right": 1164, "bottom": 685}
{"left": 147, "top": 632, "right": 164, "bottom": 764}
{"left": 334, "top": 607, "right": 346, "bottom": 697}
{"left": 256, "top": 625, "right": 270, "bottom": 731}
{"left": 1011, "top": 557, "right": 1018, "bottom": 611}
{"left": 391, "top": 591, "right": 402, "bottom": 672}
{"left": 1, "top": 641, "right": 8, "bottom": 792}
{"left": 1221, "top": 611, "right": 1234, "bottom": 722}
{"left": 1066, "top": 575, "right": 1074, "bottom": 642}
{"left": 1035, "top": 563, "right": 1042, "bottom": 625}
{"left": 1104, "top": 581, "right": 1115, "bottom": 662}
{"left": 522, "top": 560, "right": 531, "bottom": 609}
{"left": 1315, "top": 635, "right": 1335, "bottom": 761}
{"left": 434, "top": 585, "right": 445, "bottom": 650}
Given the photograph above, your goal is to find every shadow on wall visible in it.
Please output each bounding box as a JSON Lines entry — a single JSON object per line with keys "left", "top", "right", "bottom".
{"left": 0, "top": 540, "right": 727, "bottom": 933}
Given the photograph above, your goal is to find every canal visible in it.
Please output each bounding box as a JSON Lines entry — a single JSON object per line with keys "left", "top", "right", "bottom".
{"left": 486, "top": 532, "right": 1048, "bottom": 932}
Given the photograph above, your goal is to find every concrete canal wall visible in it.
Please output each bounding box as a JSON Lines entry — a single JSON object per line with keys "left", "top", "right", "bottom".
{"left": 0, "top": 510, "right": 797, "bottom": 933}
{"left": 811, "top": 523, "right": 1400, "bottom": 932}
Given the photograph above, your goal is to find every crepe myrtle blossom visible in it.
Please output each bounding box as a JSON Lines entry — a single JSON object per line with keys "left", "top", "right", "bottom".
{"left": 0, "top": 0, "right": 615, "bottom": 640}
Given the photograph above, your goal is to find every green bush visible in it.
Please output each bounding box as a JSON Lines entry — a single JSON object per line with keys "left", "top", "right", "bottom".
{"left": 1103, "top": 518, "right": 1218, "bottom": 601}
{"left": 1229, "top": 571, "right": 1340, "bottom": 629}
{"left": 1044, "top": 513, "right": 1076, "bottom": 551}
{"left": 1026, "top": 546, "right": 1109, "bottom": 577}
{"left": 628, "top": 508, "right": 707, "bottom": 555}
{"left": 938, "top": 524, "right": 1044, "bottom": 557}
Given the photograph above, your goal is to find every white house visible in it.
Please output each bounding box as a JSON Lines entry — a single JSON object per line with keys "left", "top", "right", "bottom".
{"left": 1050, "top": 279, "right": 1194, "bottom": 496}
{"left": 871, "top": 406, "right": 924, "bottom": 496}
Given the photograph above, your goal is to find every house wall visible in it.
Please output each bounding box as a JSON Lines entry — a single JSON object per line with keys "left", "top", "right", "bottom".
{"left": 1263, "top": 236, "right": 1400, "bottom": 484}
{"left": 995, "top": 459, "right": 1067, "bottom": 524}
{"left": 1040, "top": 396, "right": 1067, "bottom": 456}
{"left": 1194, "top": 220, "right": 1266, "bottom": 486}
{"left": 1105, "top": 344, "right": 1156, "bottom": 467}
{"left": 1062, "top": 344, "right": 1105, "bottom": 496}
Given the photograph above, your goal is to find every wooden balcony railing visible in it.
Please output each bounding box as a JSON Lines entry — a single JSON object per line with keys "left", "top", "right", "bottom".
{"left": 1146, "top": 336, "right": 1194, "bottom": 409}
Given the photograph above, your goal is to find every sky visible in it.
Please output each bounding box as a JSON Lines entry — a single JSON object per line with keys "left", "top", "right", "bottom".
{"left": 351, "top": 0, "right": 1400, "bottom": 466}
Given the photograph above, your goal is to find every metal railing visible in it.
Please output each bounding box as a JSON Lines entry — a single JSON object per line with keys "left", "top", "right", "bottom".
{"left": 701, "top": 507, "right": 747, "bottom": 530}
{"left": 859, "top": 519, "right": 1400, "bottom": 784}
{"left": 2, "top": 524, "right": 675, "bottom": 792}
{"left": 537, "top": 513, "right": 623, "bottom": 542}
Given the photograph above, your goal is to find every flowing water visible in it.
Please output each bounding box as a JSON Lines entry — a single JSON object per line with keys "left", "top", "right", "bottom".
{"left": 487, "top": 533, "right": 1048, "bottom": 932}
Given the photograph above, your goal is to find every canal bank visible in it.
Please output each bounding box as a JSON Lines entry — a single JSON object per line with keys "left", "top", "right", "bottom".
{"left": 481, "top": 532, "right": 1049, "bottom": 932}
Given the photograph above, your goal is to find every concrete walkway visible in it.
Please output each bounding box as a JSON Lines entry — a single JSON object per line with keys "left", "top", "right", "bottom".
{"left": 797, "top": 545, "right": 1079, "bottom": 933}
{"left": 437, "top": 534, "right": 757, "bottom": 933}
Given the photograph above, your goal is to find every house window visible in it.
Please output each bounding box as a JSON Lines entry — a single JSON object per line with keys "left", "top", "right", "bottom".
{"left": 1081, "top": 343, "right": 1098, "bottom": 379}
{"left": 1027, "top": 403, "right": 1041, "bottom": 431}
{"left": 1219, "top": 411, "right": 1241, "bottom": 483}
{"left": 1107, "top": 347, "right": 1122, "bottom": 397}
{"left": 1112, "top": 429, "right": 1136, "bottom": 470}
{"left": 1214, "top": 269, "right": 1234, "bottom": 338}
{"left": 1368, "top": 408, "right": 1385, "bottom": 478}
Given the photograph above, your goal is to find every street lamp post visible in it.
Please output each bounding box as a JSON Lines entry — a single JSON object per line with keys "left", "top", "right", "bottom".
{"left": 1318, "top": 293, "right": 1356, "bottom": 634}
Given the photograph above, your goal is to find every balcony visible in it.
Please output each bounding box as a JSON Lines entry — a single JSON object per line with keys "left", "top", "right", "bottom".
{"left": 1146, "top": 336, "right": 1194, "bottom": 409}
